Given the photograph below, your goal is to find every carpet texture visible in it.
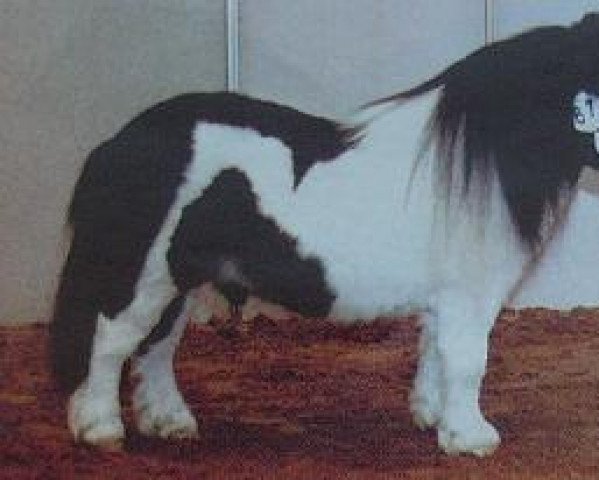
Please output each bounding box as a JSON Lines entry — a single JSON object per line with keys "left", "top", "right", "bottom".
{"left": 2, "top": 309, "right": 599, "bottom": 479}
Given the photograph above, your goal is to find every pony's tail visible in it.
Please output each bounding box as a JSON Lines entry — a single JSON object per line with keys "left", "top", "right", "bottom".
{"left": 50, "top": 143, "right": 110, "bottom": 393}
{"left": 363, "top": 65, "right": 452, "bottom": 109}
{"left": 49, "top": 233, "right": 99, "bottom": 394}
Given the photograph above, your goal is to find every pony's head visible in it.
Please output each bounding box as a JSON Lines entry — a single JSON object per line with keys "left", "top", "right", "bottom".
{"left": 383, "top": 13, "right": 599, "bottom": 248}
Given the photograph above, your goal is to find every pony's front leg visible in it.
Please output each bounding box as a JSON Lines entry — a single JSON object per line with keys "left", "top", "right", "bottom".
{"left": 434, "top": 290, "right": 500, "bottom": 456}
{"left": 68, "top": 286, "right": 176, "bottom": 449}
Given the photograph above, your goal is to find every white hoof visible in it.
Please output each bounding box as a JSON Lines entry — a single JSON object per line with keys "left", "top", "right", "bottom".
{"left": 68, "top": 385, "right": 125, "bottom": 449}
{"left": 437, "top": 418, "right": 500, "bottom": 457}
{"left": 134, "top": 387, "right": 198, "bottom": 439}
{"left": 136, "top": 403, "right": 198, "bottom": 439}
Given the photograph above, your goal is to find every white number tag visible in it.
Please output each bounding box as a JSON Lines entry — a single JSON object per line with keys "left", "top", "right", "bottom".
{"left": 573, "top": 90, "right": 599, "bottom": 152}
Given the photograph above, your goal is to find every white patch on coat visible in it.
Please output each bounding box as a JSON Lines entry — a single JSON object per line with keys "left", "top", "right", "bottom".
{"left": 188, "top": 91, "right": 527, "bottom": 321}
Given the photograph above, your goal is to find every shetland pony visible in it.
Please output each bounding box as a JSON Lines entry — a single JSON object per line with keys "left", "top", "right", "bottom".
{"left": 51, "top": 14, "right": 599, "bottom": 456}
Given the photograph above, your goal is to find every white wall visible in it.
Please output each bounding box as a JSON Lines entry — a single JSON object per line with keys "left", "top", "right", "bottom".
{"left": 238, "top": 0, "right": 486, "bottom": 117}
{"left": 513, "top": 191, "right": 599, "bottom": 309}
{"left": 493, "top": 0, "right": 599, "bottom": 39}
{"left": 0, "top": 0, "right": 226, "bottom": 322}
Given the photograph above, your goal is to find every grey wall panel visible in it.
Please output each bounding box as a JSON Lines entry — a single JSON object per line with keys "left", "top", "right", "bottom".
{"left": 239, "top": 0, "right": 485, "bottom": 117}
{"left": 0, "top": 0, "right": 226, "bottom": 322}
{"left": 493, "top": 0, "right": 598, "bottom": 40}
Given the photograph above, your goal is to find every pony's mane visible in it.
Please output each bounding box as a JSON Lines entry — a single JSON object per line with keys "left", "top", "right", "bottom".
{"left": 378, "top": 13, "right": 599, "bottom": 249}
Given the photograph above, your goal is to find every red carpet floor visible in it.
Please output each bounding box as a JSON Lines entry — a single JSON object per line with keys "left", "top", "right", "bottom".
{"left": 2, "top": 309, "right": 599, "bottom": 479}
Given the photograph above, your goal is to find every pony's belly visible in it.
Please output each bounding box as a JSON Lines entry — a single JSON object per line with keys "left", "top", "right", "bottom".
{"left": 325, "top": 264, "right": 431, "bottom": 320}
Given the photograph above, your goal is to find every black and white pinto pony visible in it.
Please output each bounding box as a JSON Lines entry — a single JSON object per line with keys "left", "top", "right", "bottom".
{"left": 51, "top": 14, "right": 599, "bottom": 456}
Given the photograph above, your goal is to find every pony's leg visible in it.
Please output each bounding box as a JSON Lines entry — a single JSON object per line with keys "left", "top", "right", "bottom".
{"left": 434, "top": 290, "right": 500, "bottom": 456}
{"left": 410, "top": 312, "right": 442, "bottom": 429}
{"left": 68, "top": 283, "right": 176, "bottom": 448}
{"left": 132, "top": 295, "right": 198, "bottom": 439}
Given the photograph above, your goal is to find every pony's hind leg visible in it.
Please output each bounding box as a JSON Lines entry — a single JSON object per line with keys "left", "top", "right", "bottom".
{"left": 67, "top": 283, "right": 176, "bottom": 448}
{"left": 132, "top": 295, "right": 198, "bottom": 439}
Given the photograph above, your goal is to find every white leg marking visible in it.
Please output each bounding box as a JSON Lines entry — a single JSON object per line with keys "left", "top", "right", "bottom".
{"left": 68, "top": 284, "right": 176, "bottom": 447}
{"left": 132, "top": 297, "right": 198, "bottom": 439}
{"left": 68, "top": 315, "right": 137, "bottom": 448}
{"left": 410, "top": 313, "right": 442, "bottom": 429}
{"left": 434, "top": 290, "right": 500, "bottom": 457}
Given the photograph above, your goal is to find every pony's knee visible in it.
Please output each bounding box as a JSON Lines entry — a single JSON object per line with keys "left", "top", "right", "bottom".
{"left": 94, "top": 314, "right": 148, "bottom": 359}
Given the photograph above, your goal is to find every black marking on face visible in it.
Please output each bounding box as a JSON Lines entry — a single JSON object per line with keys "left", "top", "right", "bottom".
{"left": 167, "top": 168, "right": 336, "bottom": 318}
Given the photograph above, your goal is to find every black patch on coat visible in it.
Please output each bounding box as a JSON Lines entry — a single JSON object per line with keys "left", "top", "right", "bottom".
{"left": 167, "top": 168, "right": 336, "bottom": 318}
{"left": 156, "top": 93, "right": 359, "bottom": 187}
{"left": 51, "top": 92, "right": 353, "bottom": 392}
{"left": 373, "top": 13, "right": 599, "bottom": 249}
{"left": 136, "top": 296, "right": 185, "bottom": 357}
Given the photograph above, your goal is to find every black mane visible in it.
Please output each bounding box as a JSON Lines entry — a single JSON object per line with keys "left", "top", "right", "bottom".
{"left": 382, "top": 13, "right": 599, "bottom": 248}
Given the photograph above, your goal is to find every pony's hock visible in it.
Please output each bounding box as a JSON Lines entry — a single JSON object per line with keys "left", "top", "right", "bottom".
{"left": 50, "top": 14, "right": 599, "bottom": 456}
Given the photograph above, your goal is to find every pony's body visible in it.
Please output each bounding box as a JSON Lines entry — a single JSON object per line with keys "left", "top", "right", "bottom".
{"left": 52, "top": 14, "right": 599, "bottom": 456}
{"left": 181, "top": 90, "right": 522, "bottom": 319}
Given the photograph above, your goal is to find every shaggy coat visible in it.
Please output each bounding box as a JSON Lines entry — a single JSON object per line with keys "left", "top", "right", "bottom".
{"left": 51, "top": 14, "right": 599, "bottom": 456}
